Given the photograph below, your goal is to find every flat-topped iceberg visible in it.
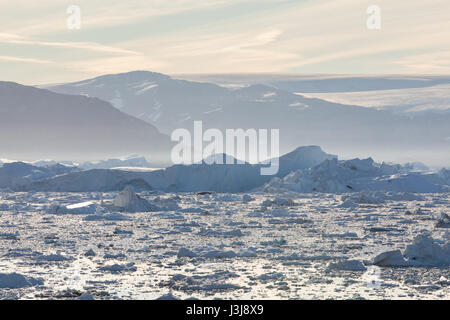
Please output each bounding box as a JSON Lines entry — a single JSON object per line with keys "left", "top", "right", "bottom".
{"left": 48, "top": 201, "right": 106, "bottom": 215}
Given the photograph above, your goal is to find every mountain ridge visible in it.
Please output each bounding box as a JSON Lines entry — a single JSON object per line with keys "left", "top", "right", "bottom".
{"left": 25, "top": 71, "right": 450, "bottom": 166}
{"left": 0, "top": 81, "right": 172, "bottom": 165}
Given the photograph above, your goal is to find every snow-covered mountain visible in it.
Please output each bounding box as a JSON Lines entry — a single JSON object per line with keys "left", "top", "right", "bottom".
{"left": 0, "top": 81, "right": 172, "bottom": 165}
{"left": 48, "top": 71, "right": 229, "bottom": 134}
{"left": 47, "top": 71, "right": 450, "bottom": 167}
{"left": 177, "top": 74, "right": 450, "bottom": 93}
{"left": 179, "top": 74, "right": 450, "bottom": 115}
{"left": 300, "top": 84, "right": 450, "bottom": 114}
{"left": 268, "top": 75, "right": 450, "bottom": 93}
{"left": 80, "top": 155, "right": 152, "bottom": 170}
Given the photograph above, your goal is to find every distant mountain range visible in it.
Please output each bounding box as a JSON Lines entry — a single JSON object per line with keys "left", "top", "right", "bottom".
{"left": 173, "top": 74, "right": 450, "bottom": 93}
{"left": 48, "top": 71, "right": 450, "bottom": 166}
{"left": 48, "top": 71, "right": 235, "bottom": 134}
{"left": 0, "top": 81, "right": 172, "bottom": 165}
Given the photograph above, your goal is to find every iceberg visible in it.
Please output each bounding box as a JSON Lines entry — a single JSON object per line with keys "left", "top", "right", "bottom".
{"left": 113, "top": 188, "right": 153, "bottom": 213}
{"left": 262, "top": 157, "right": 446, "bottom": 194}
{"left": 48, "top": 201, "right": 105, "bottom": 215}
{"left": 373, "top": 235, "right": 450, "bottom": 267}
{"left": 0, "top": 273, "right": 44, "bottom": 289}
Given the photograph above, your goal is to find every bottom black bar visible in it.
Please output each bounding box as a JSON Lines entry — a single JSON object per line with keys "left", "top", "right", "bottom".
{"left": 0, "top": 300, "right": 446, "bottom": 319}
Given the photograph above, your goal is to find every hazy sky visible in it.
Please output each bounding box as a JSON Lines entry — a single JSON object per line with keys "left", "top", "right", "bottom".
{"left": 1, "top": 0, "right": 449, "bottom": 84}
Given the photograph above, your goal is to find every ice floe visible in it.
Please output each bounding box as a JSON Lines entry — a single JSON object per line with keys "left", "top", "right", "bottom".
{"left": 48, "top": 201, "right": 106, "bottom": 215}
{"left": 327, "top": 259, "right": 367, "bottom": 271}
{"left": 0, "top": 273, "right": 44, "bottom": 289}
{"left": 436, "top": 213, "right": 450, "bottom": 228}
{"left": 98, "top": 263, "right": 137, "bottom": 273}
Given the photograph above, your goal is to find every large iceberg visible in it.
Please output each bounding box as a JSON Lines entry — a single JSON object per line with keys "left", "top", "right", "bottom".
{"left": 373, "top": 235, "right": 450, "bottom": 267}
{"left": 262, "top": 157, "right": 446, "bottom": 193}
{"left": 16, "top": 146, "right": 334, "bottom": 193}
{"left": 0, "top": 162, "right": 79, "bottom": 189}
{"left": 9, "top": 146, "right": 450, "bottom": 194}
{"left": 113, "top": 188, "right": 153, "bottom": 213}
{"left": 0, "top": 273, "right": 44, "bottom": 289}
{"left": 20, "top": 169, "right": 153, "bottom": 192}
{"left": 48, "top": 201, "right": 106, "bottom": 215}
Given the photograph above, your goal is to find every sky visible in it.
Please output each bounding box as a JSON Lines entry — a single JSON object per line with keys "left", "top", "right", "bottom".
{"left": 1, "top": 0, "right": 449, "bottom": 84}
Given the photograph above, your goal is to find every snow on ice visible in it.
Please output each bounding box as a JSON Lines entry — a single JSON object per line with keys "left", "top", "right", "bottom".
{"left": 0, "top": 146, "right": 449, "bottom": 299}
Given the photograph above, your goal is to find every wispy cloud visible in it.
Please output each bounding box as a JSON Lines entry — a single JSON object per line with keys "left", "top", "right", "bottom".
{"left": 0, "top": 33, "right": 140, "bottom": 55}
{"left": 1, "top": 0, "right": 449, "bottom": 83}
{"left": 0, "top": 55, "right": 51, "bottom": 64}
{"left": 67, "top": 55, "right": 167, "bottom": 75}
{"left": 396, "top": 51, "right": 450, "bottom": 74}
{"left": 6, "top": 0, "right": 255, "bottom": 36}
{"left": 109, "top": 0, "right": 450, "bottom": 74}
